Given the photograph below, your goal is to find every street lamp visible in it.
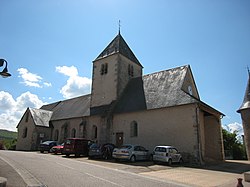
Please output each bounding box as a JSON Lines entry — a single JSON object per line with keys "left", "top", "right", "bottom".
{"left": 0, "top": 59, "right": 11, "bottom": 78}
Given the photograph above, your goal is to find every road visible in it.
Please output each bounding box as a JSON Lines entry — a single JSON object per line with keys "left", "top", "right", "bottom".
{"left": 0, "top": 151, "right": 188, "bottom": 187}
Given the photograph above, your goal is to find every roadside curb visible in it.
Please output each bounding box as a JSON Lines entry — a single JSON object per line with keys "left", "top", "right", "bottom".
{"left": 0, "top": 154, "right": 46, "bottom": 187}
{"left": 0, "top": 177, "right": 7, "bottom": 187}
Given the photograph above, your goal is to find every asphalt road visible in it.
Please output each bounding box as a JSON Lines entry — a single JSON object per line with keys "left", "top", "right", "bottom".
{"left": 0, "top": 151, "right": 188, "bottom": 187}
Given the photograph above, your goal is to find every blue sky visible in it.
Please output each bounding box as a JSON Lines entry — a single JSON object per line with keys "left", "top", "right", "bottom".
{"left": 0, "top": 0, "right": 250, "bottom": 133}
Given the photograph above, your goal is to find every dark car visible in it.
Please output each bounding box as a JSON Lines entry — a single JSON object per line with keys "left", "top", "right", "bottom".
{"left": 39, "top": 141, "right": 58, "bottom": 153}
{"left": 63, "top": 138, "right": 93, "bottom": 157}
{"left": 89, "top": 143, "right": 116, "bottom": 159}
{"left": 50, "top": 143, "right": 64, "bottom": 154}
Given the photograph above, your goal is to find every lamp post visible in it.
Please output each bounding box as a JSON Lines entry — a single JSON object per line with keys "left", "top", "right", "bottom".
{"left": 0, "top": 59, "right": 11, "bottom": 78}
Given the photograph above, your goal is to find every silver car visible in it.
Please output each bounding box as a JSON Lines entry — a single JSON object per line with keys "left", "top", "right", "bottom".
{"left": 112, "top": 144, "right": 149, "bottom": 162}
{"left": 152, "top": 146, "right": 183, "bottom": 165}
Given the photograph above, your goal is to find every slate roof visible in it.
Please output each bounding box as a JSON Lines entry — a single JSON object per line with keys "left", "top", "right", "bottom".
{"left": 95, "top": 33, "right": 143, "bottom": 67}
{"left": 40, "top": 101, "right": 61, "bottom": 111}
{"left": 29, "top": 108, "right": 53, "bottom": 127}
{"left": 114, "top": 65, "right": 198, "bottom": 113}
{"left": 49, "top": 95, "right": 91, "bottom": 121}
{"left": 34, "top": 65, "right": 222, "bottom": 121}
{"left": 238, "top": 74, "right": 250, "bottom": 112}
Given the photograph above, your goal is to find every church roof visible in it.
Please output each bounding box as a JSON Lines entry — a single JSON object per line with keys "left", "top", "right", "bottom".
{"left": 237, "top": 74, "right": 250, "bottom": 112}
{"left": 49, "top": 95, "right": 91, "bottom": 121}
{"left": 114, "top": 65, "right": 198, "bottom": 113}
{"left": 29, "top": 108, "right": 53, "bottom": 127}
{"left": 94, "top": 33, "right": 143, "bottom": 67}
{"left": 34, "top": 65, "right": 222, "bottom": 121}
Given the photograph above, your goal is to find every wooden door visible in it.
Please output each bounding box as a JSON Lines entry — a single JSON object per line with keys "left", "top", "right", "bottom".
{"left": 116, "top": 132, "right": 123, "bottom": 147}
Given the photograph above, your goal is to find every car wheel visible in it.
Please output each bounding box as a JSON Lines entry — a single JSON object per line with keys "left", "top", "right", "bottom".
{"left": 66, "top": 154, "right": 70, "bottom": 157}
{"left": 168, "top": 159, "right": 172, "bottom": 166}
{"left": 40, "top": 150, "right": 44, "bottom": 153}
{"left": 179, "top": 158, "right": 183, "bottom": 164}
{"left": 130, "top": 155, "right": 136, "bottom": 162}
{"left": 103, "top": 153, "right": 109, "bottom": 160}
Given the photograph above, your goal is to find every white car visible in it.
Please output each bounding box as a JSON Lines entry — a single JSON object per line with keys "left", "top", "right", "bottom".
{"left": 112, "top": 144, "right": 150, "bottom": 162}
{"left": 152, "top": 146, "right": 183, "bottom": 165}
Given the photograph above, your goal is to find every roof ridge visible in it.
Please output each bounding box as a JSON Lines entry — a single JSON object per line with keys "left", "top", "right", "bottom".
{"left": 142, "top": 64, "right": 189, "bottom": 78}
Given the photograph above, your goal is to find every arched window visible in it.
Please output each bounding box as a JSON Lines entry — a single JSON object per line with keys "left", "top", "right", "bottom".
{"left": 71, "top": 128, "right": 76, "bottom": 138}
{"left": 92, "top": 125, "right": 97, "bottom": 139}
{"left": 80, "top": 120, "right": 87, "bottom": 138}
{"left": 22, "top": 127, "right": 28, "bottom": 138}
{"left": 100, "top": 63, "right": 108, "bottom": 75}
{"left": 128, "top": 64, "right": 134, "bottom": 77}
{"left": 54, "top": 130, "right": 59, "bottom": 141}
{"left": 130, "top": 121, "right": 138, "bottom": 137}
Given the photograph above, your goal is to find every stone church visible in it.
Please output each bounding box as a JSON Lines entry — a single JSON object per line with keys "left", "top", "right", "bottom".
{"left": 16, "top": 32, "right": 225, "bottom": 163}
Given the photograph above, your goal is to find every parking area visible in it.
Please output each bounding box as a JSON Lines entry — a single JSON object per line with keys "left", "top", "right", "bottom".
{"left": 68, "top": 156, "right": 250, "bottom": 187}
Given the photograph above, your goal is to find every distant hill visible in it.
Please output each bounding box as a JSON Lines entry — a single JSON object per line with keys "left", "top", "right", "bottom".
{"left": 0, "top": 129, "right": 17, "bottom": 140}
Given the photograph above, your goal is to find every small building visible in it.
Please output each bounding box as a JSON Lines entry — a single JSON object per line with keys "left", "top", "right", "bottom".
{"left": 16, "top": 33, "right": 225, "bottom": 163}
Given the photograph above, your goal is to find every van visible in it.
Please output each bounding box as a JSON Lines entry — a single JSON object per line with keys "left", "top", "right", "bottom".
{"left": 63, "top": 138, "right": 93, "bottom": 157}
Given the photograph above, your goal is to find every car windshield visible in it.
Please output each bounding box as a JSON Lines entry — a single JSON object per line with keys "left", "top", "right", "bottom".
{"left": 90, "top": 144, "right": 101, "bottom": 149}
{"left": 121, "top": 145, "right": 132, "bottom": 149}
{"left": 65, "top": 140, "right": 72, "bottom": 145}
{"left": 42, "top": 141, "right": 54, "bottom": 145}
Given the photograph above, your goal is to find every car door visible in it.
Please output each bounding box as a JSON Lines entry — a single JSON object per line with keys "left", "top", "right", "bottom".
{"left": 139, "top": 146, "right": 148, "bottom": 160}
{"left": 133, "top": 146, "right": 142, "bottom": 160}
{"left": 171, "top": 148, "right": 179, "bottom": 162}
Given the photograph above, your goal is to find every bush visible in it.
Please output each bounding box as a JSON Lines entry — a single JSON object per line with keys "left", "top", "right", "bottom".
{"left": 0, "top": 139, "right": 17, "bottom": 150}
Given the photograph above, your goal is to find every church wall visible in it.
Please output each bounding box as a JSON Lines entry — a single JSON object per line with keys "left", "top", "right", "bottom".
{"left": 91, "top": 55, "right": 118, "bottom": 107}
{"left": 16, "top": 111, "right": 35, "bottom": 151}
{"left": 112, "top": 104, "right": 198, "bottom": 159}
{"left": 203, "top": 115, "right": 224, "bottom": 162}
{"left": 51, "top": 117, "right": 91, "bottom": 143}
{"left": 117, "top": 55, "right": 142, "bottom": 98}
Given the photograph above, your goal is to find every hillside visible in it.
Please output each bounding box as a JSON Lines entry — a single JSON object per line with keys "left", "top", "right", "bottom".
{"left": 0, "top": 129, "right": 17, "bottom": 140}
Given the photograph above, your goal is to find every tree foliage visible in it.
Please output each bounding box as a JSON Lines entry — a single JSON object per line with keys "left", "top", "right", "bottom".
{"left": 222, "top": 128, "right": 247, "bottom": 160}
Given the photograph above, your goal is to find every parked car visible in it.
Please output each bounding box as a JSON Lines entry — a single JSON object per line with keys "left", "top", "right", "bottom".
{"left": 50, "top": 143, "right": 64, "bottom": 154}
{"left": 63, "top": 138, "right": 93, "bottom": 157}
{"left": 112, "top": 144, "right": 150, "bottom": 162}
{"left": 39, "top": 141, "right": 58, "bottom": 153}
{"left": 152, "top": 146, "right": 183, "bottom": 165}
{"left": 89, "top": 143, "right": 116, "bottom": 159}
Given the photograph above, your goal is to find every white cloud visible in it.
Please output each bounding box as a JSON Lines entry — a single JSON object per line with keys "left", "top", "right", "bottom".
{"left": 0, "top": 91, "right": 46, "bottom": 131}
{"left": 17, "top": 68, "right": 52, "bottom": 88}
{"left": 223, "top": 122, "right": 244, "bottom": 136}
{"left": 44, "top": 82, "right": 52, "bottom": 87}
{"left": 55, "top": 66, "right": 78, "bottom": 77}
{"left": 56, "top": 65, "right": 92, "bottom": 99}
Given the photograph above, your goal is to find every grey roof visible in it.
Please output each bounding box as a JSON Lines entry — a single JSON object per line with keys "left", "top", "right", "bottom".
{"left": 40, "top": 101, "right": 61, "bottom": 111}
{"left": 114, "top": 65, "right": 198, "bottom": 113}
{"left": 50, "top": 95, "right": 91, "bottom": 121}
{"left": 94, "top": 33, "right": 143, "bottom": 67}
{"left": 35, "top": 66, "right": 222, "bottom": 120}
{"left": 238, "top": 75, "right": 250, "bottom": 112}
{"left": 29, "top": 108, "right": 53, "bottom": 127}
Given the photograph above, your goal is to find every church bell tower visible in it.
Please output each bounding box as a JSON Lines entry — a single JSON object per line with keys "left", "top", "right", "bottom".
{"left": 90, "top": 32, "right": 143, "bottom": 112}
{"left": 237, "top": 70, "right": 250, "bottom": 160}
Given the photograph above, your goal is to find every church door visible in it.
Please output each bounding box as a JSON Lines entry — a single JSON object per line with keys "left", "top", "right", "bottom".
{"left": 116, "top": 132, "right": 123, "bottom": 147}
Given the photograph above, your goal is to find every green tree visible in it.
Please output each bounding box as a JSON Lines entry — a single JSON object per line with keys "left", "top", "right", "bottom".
{"left": 222, "top": 128, "right": 247, "bottom": 160}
